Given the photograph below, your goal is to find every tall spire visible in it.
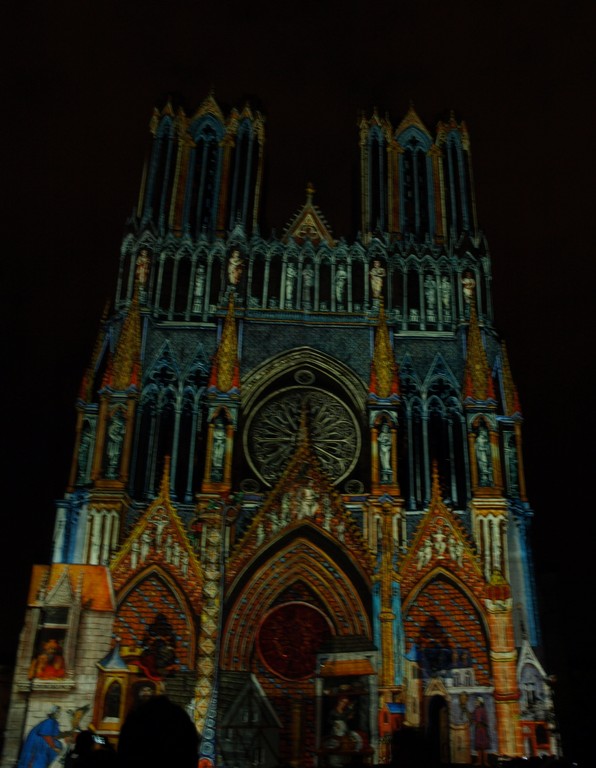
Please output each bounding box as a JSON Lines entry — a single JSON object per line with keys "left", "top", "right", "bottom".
{"left": 214, "top": 293, "right": 239, "bottom": 392}
{"left": 159, "top": 456, "right": 171, "bottom": 500}
{"left": 112, "top": 289, "right": 142, "bottom": 390}
{"left": 371, "top": 299, "right": 398, "bottom": 398}
{"left": 429, "top": 459, "right": 442, "bottom": 507}
{"left": 501, "top": 341, "right": 522, "bottom": 416}
{"left": 463, "top": 299, "right": 493, "bottom": 401}
{"left": 79, "top": 300, "right": 110, "bottom": 402}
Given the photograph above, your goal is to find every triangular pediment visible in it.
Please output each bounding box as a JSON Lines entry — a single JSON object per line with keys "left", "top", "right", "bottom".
{"left": 424, "top": 676, "right": 449, "bottom": 698}
{"left": 220, "top": 672, "right": 282, "bottom": 728}
{"left": 191, "top": 92, "right": 225, "bottom": 124}
{"left": 395, "top": 103, "right": 431, "bottom": 140}
{"left": 517, "top": 638, "right": 547, "bottom": 679}
{"left": 29, "top": 565, "right": 114, "bottom": 611}
{"left": 228, "top": 410, "right": 373, "bottom": 580}
{"left": 283, "top": 183, "right": 335, "bottom": 246}
{"left": 399, "top": 465, "right": 482, "bottom": 598}
{"left": 45, "top": 568, "right": 76, "bottom": 605}
{"left": 110, "top": 462, "right": 203, "bottom": 610}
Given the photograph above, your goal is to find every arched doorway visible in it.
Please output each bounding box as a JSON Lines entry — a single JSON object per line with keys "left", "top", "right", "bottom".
{"left": 428, "top": 694, "right": 450, "bottom": 765}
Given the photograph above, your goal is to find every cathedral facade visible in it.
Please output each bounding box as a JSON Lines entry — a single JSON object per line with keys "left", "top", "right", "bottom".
{"left": 2, "top": 94, "right": 559, "bottom": 767}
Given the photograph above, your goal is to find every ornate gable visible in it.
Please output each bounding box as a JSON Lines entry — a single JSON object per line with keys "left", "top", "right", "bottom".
{"left": 395, "top": 103, "right": 431, "bottom": 140}
{"left": 190, "top": 91, "right": 225, "bottom": 124}
{"left": 111, "top": 459, "right": 203, "bottom": 611}
{"left": 110, "top": 289, "right": 142, "bottom": 391}
{"left": 227, "top": 409, "right": 374, "bottom": 584}
{"left": 463, "top": 299, "right": 494, "bottom": 402}
{"left": 282, "top": 183, "right": 335, "bottom": 246}
{"left": 369, "top": 299, "right": 399, "bottom": 399}
{"left": 28, "top": 564, "right": 115, "bottom": 612}
{"left": 399, "top": 464, "right": 483, "bottom": 599}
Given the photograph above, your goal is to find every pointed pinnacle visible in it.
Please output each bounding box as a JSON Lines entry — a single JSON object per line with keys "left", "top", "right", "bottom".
{"left": 159, "top": 456, "right": 171, "bottom": 500}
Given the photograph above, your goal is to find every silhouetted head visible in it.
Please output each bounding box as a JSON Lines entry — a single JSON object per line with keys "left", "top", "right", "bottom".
{"left": 74, "top": 730, "right": 95, "bottom": 757}
{"left": 118, "top": 696, "right": 198, "bottom": 768}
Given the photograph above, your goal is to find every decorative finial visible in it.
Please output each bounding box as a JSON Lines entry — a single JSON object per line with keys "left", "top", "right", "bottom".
{"left": 298, "top": 399, "right": 310, "bottom": 445}
{"left": 112, "top": 286, "right": 142, "bottom": 391}
{"left": 215, "top": 292, "right": 239, "bottom": 392}
{"left": 371, "top": 298, "right": 394, "bottom": 398}
{"left": 463, "top": 297, "right": 490, "bottom": 401}
{"left": 306, "top": 182, "right": 315, "bottom": 203}
{"left": 159, "top": 456, "right": 171, "bottom": 499}
{"left": 430, "top": 460, "right": 441, "bottom": 503}
{"left": 500, "top": 341, "right": 521, "bottom": 416}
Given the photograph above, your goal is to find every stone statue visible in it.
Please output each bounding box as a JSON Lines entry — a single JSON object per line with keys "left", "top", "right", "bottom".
{"left": 106, "top": 411, "right": 125, "bottom": 478}
{"left": 77, "top": 427, "right": 93, "bottom": 482}
{"left": 425, "top": 274, "right": 436, "bottom": 309}
{"left": 227, "top": 249, "right": 244, "bottom": 286}
{"left": 508, "top": 438, "right": 519, "bottom": 494}
{"left": 475, "top": 425, "right": 492, "bottom": 485}
{"left": 441, "top": 275, "right": 451, "bottom": 313}
{"left": 335, "top": 263, "right": 348, "bottom": 305}
{"left": 462, "top": 271, "right": 476, "bottom": 303}
{"left": 192, "top": 264, "right": 206, "bottom": 313}
{"left": 212, "top": 422, "right": 226, "bottom": 475}
{"left": 378, "top": 423, "right": 392, "bottom": 480}
{"left": 302, "top": 263, "right": 314, "bottom": 308}
{"left": 298, "top": 479, "right": 318, "bottom": 519}
{"left": 135, "top": 249, "right": 151, "bottom": 301}
{"left": 369, "top": 259, "right": 386, "bottom": 300}
{"left": 285, "top": 263, "right": 297, "bottom": 307}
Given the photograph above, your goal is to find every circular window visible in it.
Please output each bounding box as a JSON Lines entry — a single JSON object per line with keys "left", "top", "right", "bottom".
{"left": 257, "top": 603, "right": 332, "bottom": 680}
{"left": 244, "top": 387, "right": 361, "bottom": 486}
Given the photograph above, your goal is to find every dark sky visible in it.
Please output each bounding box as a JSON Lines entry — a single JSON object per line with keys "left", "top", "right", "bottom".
{"left": 4, "top": 1, "right": 595, "bottom": 762}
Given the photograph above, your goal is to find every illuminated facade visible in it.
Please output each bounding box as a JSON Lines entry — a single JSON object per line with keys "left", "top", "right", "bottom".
{"left": 2, "top": 94, "right": 558, "bottom": 766}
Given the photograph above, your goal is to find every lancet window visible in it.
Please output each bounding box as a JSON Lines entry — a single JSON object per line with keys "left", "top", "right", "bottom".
{"left": 143, "top": 116, "right": 176, "bottom": 232}
{"left": 184, "top": 120, "right": 223, "bottom": 238}
{"left": 367, "top": 126, "right": 388, "bottom": 234}
{"left": 229, "top": 119, "right": 259, "bottom": 231}
{"left": 400, "top": 144, "right": 431, "bottom": 238}
{"left": 131, "top": 355, "right": 208, "bottom": 501}
{"left": 399, "top": 361, "right": 467, "bottom": 510}
{"left": 442, "top": 133, "right": 471, "bottom": 234}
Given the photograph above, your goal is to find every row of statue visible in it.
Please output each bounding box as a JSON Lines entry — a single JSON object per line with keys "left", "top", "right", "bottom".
{"left": 129, "top": 513, "right": 190, "bottom": 576}
{"left": 87, "top": 410, "right": 513, "bottom": 502}
{"left": 134, "top": 247, "right": 477, "bottom": 311}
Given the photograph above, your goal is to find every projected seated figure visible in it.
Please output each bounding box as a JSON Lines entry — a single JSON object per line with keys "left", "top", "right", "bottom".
{"left": 322, "top": 696, "right": 369, "bottom": 767}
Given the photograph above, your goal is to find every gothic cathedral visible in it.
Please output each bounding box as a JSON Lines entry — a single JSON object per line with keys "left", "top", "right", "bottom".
{"left": 2, "top": 94, "right": 559, "bottom": 767}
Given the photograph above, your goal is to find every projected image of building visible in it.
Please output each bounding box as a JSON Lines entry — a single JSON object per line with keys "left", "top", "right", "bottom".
{"left": 1, "top": 94, "right": 559, "bottom": 767}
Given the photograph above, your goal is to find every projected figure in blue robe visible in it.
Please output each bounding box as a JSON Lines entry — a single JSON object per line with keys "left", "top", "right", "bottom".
{"left": 18, "top": 706, "right": 63, "bottom": 768}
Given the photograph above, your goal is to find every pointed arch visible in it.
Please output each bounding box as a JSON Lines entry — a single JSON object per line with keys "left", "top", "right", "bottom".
{"left": 131, "top": 344, "right": 182, "bottom": 498}
{"left": 223, "top": 526, "right": 372, "bottom": 671}
{"left": 242, "top": 346, "right": 367, "bottom": 415}
{"left": 367, "top": 123, "right": 389, "bottom": 234}
{"left": 438, "top": 128, "right": 472, "bottom": 235}
{"left": 228, "top": 117, "right": 260, "bottom": 231}
{"left": 184, "top": 115, "right": 226, "bottom": 238}
{"left": 173, "top": 243, "right": 194, "bottom": 319}
{"left": 396, "top": 125, "right": 434, "bottom": 240}
{"left": 115, "top": 565, "right": 198, "bottom": 670}
{"left": 403, "top": 569, "right": 491, "bottom": 686}
{"left": 143, "top": 113, "right": 176, "bottom": 231}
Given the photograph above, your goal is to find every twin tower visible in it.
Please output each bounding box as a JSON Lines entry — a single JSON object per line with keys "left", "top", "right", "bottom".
{"left": 1, "top": 93, "right": 559, "bottom": 768}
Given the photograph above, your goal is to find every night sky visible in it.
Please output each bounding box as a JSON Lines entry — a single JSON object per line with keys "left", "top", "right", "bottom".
{"left": 4, "top": 1, "right": 595, "bottom": 762}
